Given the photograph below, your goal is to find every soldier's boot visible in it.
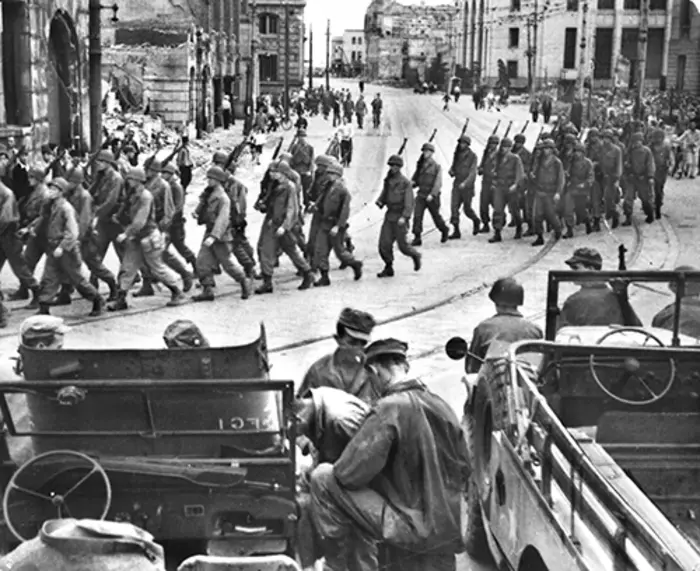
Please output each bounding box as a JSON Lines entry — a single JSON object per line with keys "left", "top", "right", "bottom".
{"left": 440, "top": 227, "right": 450, "bottom": 243}
{"left": 188, "top": 258, "right": 199, "bottom": 279}
{"left": 655, "top": 202, "right": 662, "bottom": 219}
{"left": 514, "top": 225, "right": 523, "bottom": 240}
{"left": 339, "top": 261, "right": 349, "bottom": 270}
{"left": 133, "top": 279, "right": 155, "bottom": 297}
{"left": 546, "top": 222, "right": 553, "bottom": 232}
{"left": 488, "top": 230, "right": 502, "bottom": 243}
{"left": 89, "top": 295, "right": 104, "bottom": 317}
{"left": 563, "top": 225, "right": 574, "bottom": 239}
{"left": 351, "top": 261, "right": 363, "bottom": 281}
{"left": 523, "top": 224, "right": 535, "bottom": 237}
{"left": 508, "top": 218, "right": 516, "bottom": 227}
{"left": 37, "top": 303, "right": 51, "bottom": 316}
{"left": 89, "top": 275, "right": 99, "bottom": 289}
{"left": 643, "top": 204, "right": 655, "bottom": 224}
{"left": 413, "top": 253, "right": 422, "bottom": 272}
{"left": 8, "top": 284, "right": 29, "bottom": 301}
{"left": 611, "top": 212, "right": 620, "bottom": 229}
{"left": 622, "top": 214, "right": 633, "bottom": 227}
{"left": 0, "top": 308, "right": 7, "bottom": 329}
{"left": 314, "top": 270, "right": 331, "bottom": 287}
{"left": 532, "top": 234, "right": 545, "bottom": 247}
{"left": 106, "top": 278, "right": 119, "bottom": 302}
{"left": 479, "top": 223, "right": 490, "bottom": 234}
{"left": 255, "top": 275, "right": 274, "bottom": 295}
{"left": 239, "top": 277, "right": 252, "bottom": 299}
{"left": 449, "top": 224, "right": 461, "bottom": 240}
{"left": 107, "top": 290, "right": 129, "bottom": 312}
{"left": 181, "top": 272, "right": 195, "bottom": 293}
{"left": 472, "top": 219, "right": 480, "bottom": 236}
{"left": 51, "top": 286, "right": 73, "bottom": 306}
{"left": 24, "top": 287, "right": 41, "bottom": 310}
{"left": 411, "top": 235, "right": 422, "bottom": 247}
{"left": 298, "top": 271, "right": 314, "bottom": 291}
{"left": 377, "top": 265, "right": 395, "bottom": 278}
{"left": 592, "top": 218, "right": 602, "bottom": 232}
{"left": 192, "top": 286, "right": 215, "bottom": 302}
{"left": 166, "top": 287, "right": 188, "bottom": 307}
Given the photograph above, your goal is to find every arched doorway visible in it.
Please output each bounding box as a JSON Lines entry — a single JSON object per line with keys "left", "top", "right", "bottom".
{"left": 48, "top": 10, "right": 81, "bottom": 148}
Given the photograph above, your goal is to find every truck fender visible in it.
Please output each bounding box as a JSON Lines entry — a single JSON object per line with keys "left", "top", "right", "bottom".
{"left": 461, "top": 373, "right": 480, "bottom": 415}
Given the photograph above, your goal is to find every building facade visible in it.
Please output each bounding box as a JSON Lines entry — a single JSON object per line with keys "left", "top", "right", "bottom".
{"left": 1, "top": 0, "right": 91, "bottom": 152}
{"left": 364, "top": 0, "right": 462, "bottom": 84}
{"left": 331, "top": 36, "right": 344, "bottom": 74}
{"left": 667, "top": 0, "right": 700, "bottom": 92}
{"left": 343, "top": 29, "right": 365, "bottom": 74}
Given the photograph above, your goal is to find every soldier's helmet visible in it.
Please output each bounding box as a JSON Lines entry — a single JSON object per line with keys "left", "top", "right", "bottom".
{"left": 459, "top": 135, "right": 471, "bottom": 145}
{"left": 421, "top": 142, "right": 435, "bottom": 153}
{"left": 573, "top": 141, "right": 586, "bottom": 153}
{"left": 500, "top": 137, "right": 513, "bottom": 148}
{"left": 514, "top": 134, "right": 526, "bottom": 144}
{"left": 487, "top": 135, "right": 500, "bottom": 144}
{"left": 66, "top": 168, "right": 85, "bottom": 186}
{"left": 28, "top": 167, "right": 45, "bottom": 182}
{"left": 365, "top": 338, "right": 409, "bottom": 362}
{"left": 669, "top": 265, "right": 700, "bottom": 297}
{"left": 387, "top": 155, "right": 404, "bottom": 167}
{"left": 315, "top": 154, "right": 334, "bottom": 168}
{"left": 652, "top": 128, "right": 665, "bottom": 141}
{"left": 213, "top": 151, "right": 228, "bottom": 165}
{"left": 325, "top": 160, "right": 344, "bottom": 177}
{"left": 163, "top": 319, "right": 210, "bottom": 349}
{"left": 145, "top": 159, "right": 162, "bottom": 173}
{"left": 206, "top": 165, "right": 228, "bottom": 184}
{"left": 630, "top": 132, "right": 644, "bottom": 144}
{"left": 48, "top": 177, "right": 71, "bottom": 194}
{"left": 539, "top": 139, "right": 555, "bottom": 150}
{"left": 564, "top": 133, "right": 577, "bottom": 143}
{"left": 125, "top": 167, "right": 147, "bottom": 184}
{"left": 279, "top": 151, "right": 293, "bottom": 163}
{"left": 161, "top": 163, "right": 177, "bottom": 175}
{"left": 601, "top": 129, "right": 615, "bottom": 140}
{"left": 588, "top": 127, "right": 600, "bottom": 137}
{"left": 96, "top": 149, "right": 115, "bottom": 165}
{"left": 489, "top": 277, "right": 524, "bottom": 306}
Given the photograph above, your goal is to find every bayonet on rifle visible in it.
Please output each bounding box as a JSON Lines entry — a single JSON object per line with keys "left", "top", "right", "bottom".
{"left": 491, "top": 120, "right": 501, "bottom": 136}
{"left": 428, "top": 129, "right": 438, "bottom": 142}
{"left": 461, "top": 119, "right": 470, "bottom": 136}
{"left": 503, "top": 121, "right": 514, "bottom": 139}
{"left": 272, "top": 137, "right": 284, "bottom": 160}
{"left": 397, "top": 138, "right": 408, "bottom": 155}
{"left": 520, "top": 120, "right": 529, "bottom": 134}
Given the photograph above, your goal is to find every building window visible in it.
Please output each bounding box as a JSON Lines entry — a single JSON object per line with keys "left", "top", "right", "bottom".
{"left": 567, "top": 0, "right": 579, "bottom": 10}
{"left": 358, "top": 37, "right": 362, "bottom": 45}
{"left": 352, "top": 37, "right": 356, "bottom": 44}
{"left": 597, "top": 0, "right": 614, "bottom": 9}
{"left": 593, "top": 27, "right": 613, "bottom": 79}
{"left": 507, "top": 60, "right": 518, "bottom": 78}
{"left": 649, "top": 0, "right": 666, "bottom": 9}
{"left": 676, "top": 55, "right": 686, "bottom": 90}
{"left": 681, "top": 0, "right": 691, "bottom": 35}
{"left": 509, "top": 28, "right": 520, "bottom": 48}
{"left": 258, "top": 13, "right": 278, "bottom": 35}
{"left": 259, "top": 54, "right": 278, "bottom": 81}
{"left": 563, "top": 28, "right": 577, "bottom": 68}
{"left": 623, "top": 0, "right": 640, "bottom": 9}
{"left": 351, "top": 51, "right": 356, "bottom": 61}
{"left": 510, "top": 0, "right": 521, "bottom": 11}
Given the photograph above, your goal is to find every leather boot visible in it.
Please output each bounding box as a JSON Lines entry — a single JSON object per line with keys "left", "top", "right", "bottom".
{"left": 585, "top": 220, "right": 592, "bottom": 234}
{"left": 592, "top": 218, "right": 601, "bottom": 232}
{"left": 240, "top": 277, "right": 253, "bottom": 299}
{"left": 479, "top": 222, "right": 490, "bottom": 234}
{"left": 192, "top": 285, "right": 215, "bottom": 302}
{"left": 182, "top": 272, "right": 194, "bottom": 293}
{"left": 449, "top": 225, "right": 461, "bottom": 240}
{"left": 532, "top": 234, "right": 545, "bottom": 246}
{"left": 508, "top": 218, "right": 516, "bottom": 227}
{"left": 8, "top": 285, "right": 28, "bottom": 301}
{"left": 440, "top": 227, "right": 450, "bottom": 243}
{"left": 523, "top": 225, "right": 535, "bottom": 237}
{"left": 410, "top": 235, "right": 422, "bottom": 247}
{"left": 255, "top": 275, "right": 274, "bottom": 295}
{"left": 25, "top": 287, "right": 40, "bottom": 310}
{"left": 622, "top": 214, "right": 633, "bottom": 227}
{"left": 50, "top": 286, "right": 72, "bottom": 306}
{"left": 563, "top": 226, "right": 574, "bottom": 239}
{"left": 338, "top": 261, "right": 349, "bottom": 270}
{"left": 133, "top": 279, "right": 155, "bottom": 297}
{"left": 413, "top": 253, "right": 422, "bottom": 271}
{"left": 471, "top": 220, "right": 480, "bottom": 236}
{"left": 351, "top": 261, "right": 363, "bottom": 281}
{"left": 89, "top": 275, "right": 99, "bottom": 289}
{"left": 514, "top": 225, "right": 522, "bottom": 240}
{"left": 644, "top": 204, "right": 654, "bottom": 224}
{"left": 106, "top": 279, "right": 119, "bottom": 302}
{"left": 611, "top": 213, "right": 620, "bottom": 229}
{"left": 188, "top": 259, "right": 199, "bottom": 279}
{"left": 107, "top": 290, "right": 128, "bottom": 312}
{"left": 167, "top": 287, "right": 187, "bottom": 307}
{"left": 488, "top": 230, "right": 502, "bottom": 243}
{"left": 655, "top": 203, "right": 662, "bottom": 219}
{"left": 377, "top": 265, "right": 394, "bottom": 278}
{"left": 89, "top": 296, "right": 104, "bottom": 317}
{"left": 314, "top": 270, "right": 331, "bottom": 287}
{"left": 37, "top": 303, "right": 50, "bottom": 315}
{"left": 298, "top": 271, "right": 314, "bottom": 290}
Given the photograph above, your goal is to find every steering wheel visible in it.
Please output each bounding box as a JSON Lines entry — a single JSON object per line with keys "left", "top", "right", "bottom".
{"left": 589, "top": 328, "right": 676, "bottom": 406}
{"left": 3, "top": 450, "right": 112, "bottom": 542}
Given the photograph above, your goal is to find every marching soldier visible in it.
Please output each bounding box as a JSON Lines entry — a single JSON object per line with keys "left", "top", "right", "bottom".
{"left": 649, "top": 128, "right": 673, "bottom": 220}
{"left": 410, "top": 142, "right": 450, "bottom": 246}
{"left": 91, "top": 150, "right": 126, "bottom": 270}
{"left": 255, "top": 160, "right": 314, "bottom": 294}
{"left": 305, "top": 155, "right": 335, "bottom": 262}
{"left": 191, "top": 166, "right": 252, "bottom": 302}
{"left": 512, "top": 133, "right": 533, "bottom": 235}
{"left": 586, "top": 128, "right": 604, "bottom": 232}
{"left": 622, "top": 132, "right": 656, "bottom": 226}
{"left": 161, "top": 163, "right": 199, "bottom": 276}
{"left": 107, "top": 167, "right": 187, "bottom": 311}
{"left": 599, "top": 129, "right": 623, "bottom": 229}
{"left": 376, "top": 155, "right": 422, "bottom": 277}
{"left": 279, "top": 151, "right": 308, "bottom": 256}
{"left": 311, "top": 160, "right": 363, "bottom": 286}
{"left": 478, "top": 135, "right": 499, "bottom": 233}
{"left": 448, "top": 135, "right": 480, "bottom": 239}
{"left": 289, "top": 129, "right": 315, "bottom": 207}
{"left": 531, "top": 139, "right": 563, "bottom": 246}
{"left": 35, "top": 178, "right": 103, "bottom": 317}
{"left": 489, "top": 137, "right": 524, "bottom": 243}
{"left": 562, "top": 141, "right": 595, "bottom": 238}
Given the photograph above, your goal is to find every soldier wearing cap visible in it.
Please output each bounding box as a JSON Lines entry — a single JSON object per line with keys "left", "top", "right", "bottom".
{"left": 305, "top": 155, "right": 335, "bottom": 261}
{"left": 513, "top": 133, "right": 534, "bottom": 235}
{"left": 34, "top": 178, "right": 103, "bottom": 317}
{"left": 161, "top": 161, "right": 199, "bottom": 278}
{"left": 297, "top": 307, "right": 377, "bottom": 401}
{"left": 649, "top": 128, "right": 672, "bottom": 220}
{"left": 310, "top": 161, "right": 363, "bottom": 287}
{"left": 19, "top": 315, "right": 69, "bottom": 349}
{"left": 467, "top": 277, "right": 543, "bottom": 373}
{"left": 447, "top": 134, "right": 480, "bottom": 238}
{"left": 107, "top": 167, "right": 187, "bottom": 311}
{"left": 477, "top": 134, "right": 500, "bottom": 233}
{"left": 558, "top": 247, "right": 641, "bottom": 329}
{"left": 652, "top": 265, "right": 700, "bottom": 338}
{"left": 289, "top": 129, "right": 315, "bottom": 206}
{"left": 597, "top": 129, "right": 622, "bottom": 229}
{"left": 488, "top": 137, "right": 524, "bottom": 243}
{"left": 163, "top": 319, "right": 210, "bottom": 349}
{"left": 410, "top": 141, "right": 450, "bottom": 246}
{"left": 530, "top": 138, "right": 563, "bottom": 245}
{"left": 255, "top": 161, "right": 314, "bottom": 293}
{"left": 278, "top": 150, "right": 308, "bottom": 260}
{"left": 376, "top": 155, "right": 421, "bottom": 277}
{"left": 191, "top": 165, "right": 252, "bottom": 302}
{"left": 91, "top": 149, "right": 127, "bottom": 272}
{"left": 562, "top": 141, "right": 595, "bottom": 238}
{"left": 622, "top": 131, "right": 656, "bottom": 225}
{"left": 309, "top": 337, "right": 468, "bottom": 571}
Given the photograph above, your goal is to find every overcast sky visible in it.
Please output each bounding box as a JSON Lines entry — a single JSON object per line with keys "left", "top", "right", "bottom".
{"left": 303, "top": 0, "right": 455, "bottom": 64}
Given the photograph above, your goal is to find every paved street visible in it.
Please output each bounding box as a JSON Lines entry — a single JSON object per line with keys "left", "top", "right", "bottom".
{"left": 0, "top": 79, "right": 698, "bottom": 570}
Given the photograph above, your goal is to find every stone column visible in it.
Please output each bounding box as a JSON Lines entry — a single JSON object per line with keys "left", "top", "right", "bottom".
{"left": 612, "top": 0, "right": 623, "bottom": 77}
{"left": 0, "top": 7, "right": 6, "bottom": 127}
{"left": 661, "top": 0, "right": 673, "bottom": 84}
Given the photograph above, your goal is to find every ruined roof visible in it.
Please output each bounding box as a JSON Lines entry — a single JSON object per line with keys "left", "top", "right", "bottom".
{"left": 114, "top": 18, "right": 190, "bottom": 47}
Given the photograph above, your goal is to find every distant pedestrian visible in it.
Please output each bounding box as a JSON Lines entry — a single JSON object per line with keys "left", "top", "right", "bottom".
{"left": 221, "top": 95, "right": 232, "bottom": 130}
{"left": 529, "top": 98, "right": 539, "bottom": 123}
{"left": 442, "top": 92, "right": 450, "bottom": 111}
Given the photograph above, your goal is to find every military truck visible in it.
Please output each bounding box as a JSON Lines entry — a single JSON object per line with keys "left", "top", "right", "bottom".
{"left": 446, "top": 269, "right": 700, "bottom": 570}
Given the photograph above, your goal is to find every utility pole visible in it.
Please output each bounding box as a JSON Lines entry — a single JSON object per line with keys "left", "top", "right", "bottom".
{"left": 578, "top": 0, "right": 588, "bottom": 100}
{"left": 325, "top": 19, "right": 330, "bottom": 90}
{"left": 284, "top": 4, "right": 290, "bottom": 115}
{"left": 636, "top": 0, "right": 649, "bottom": 118}
{"left": 308, "top": 24, "right": 313, "bottom": 90}
{"left": 532, "top": 0, "right": 539, "bottom": 90}
{"left": 526, "top": 17, "right": 533, "bottom": 94}
{"left": 89, "top": 0, "right": 102, "bottom": 153}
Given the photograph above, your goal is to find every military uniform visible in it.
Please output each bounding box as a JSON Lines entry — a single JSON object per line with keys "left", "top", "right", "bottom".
{"left": 650, "top": 130, "right": 672, "bottom": 219}
{"left": 277, "top": 151, "right": 308, "bottom": 260}
{"left": 478, "top": 137, "right": 499, "bottom": 231}
{"left": 489, "top": 138, "right": 524, "bottom": 242}
{"left": 376, "top": 155, "right": 421, "bottom": 277}
{"left": 599, "top": 131, "right": 623, "bottom": 227}
{"left": 513, "top": 134, "right": 533, "bottom": 233}
{"left": 448, "top": 136, "right": 480, "bottom": 237}
{"left": 92, "top": 151, "right": 126, "bottom": 266}
{"left": 192, "top": 166, "right": 251, "bottom": 301}
{"left": 162, "top": 163, "right": 198, "bottom": 274}
{"left": 563, "top": 144, "right": 595, "bottom": 236}
{"left": 531, "top": 140, "right": 564, "bottom": 245}
{"left": 311, "top": 163, "right": 362, "bottom": 286}
{"left": 411, "top": 142, "right": 450, "bottom": 245}
{"left": 585, "top": 129, "right": 604, "bottom": 231}
{"left": 289, "top": 130, "right": 315, "bottom": 206}
{"left": 17, "top": 173, "right": 49, "bottom": 289}
{"left": 622, "top": 133, "right": 656, "bottom": 224}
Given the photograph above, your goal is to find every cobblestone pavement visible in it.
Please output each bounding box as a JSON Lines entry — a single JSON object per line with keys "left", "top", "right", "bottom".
{"left": 0, "top": 80, "right": 697, "bottom": 571}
